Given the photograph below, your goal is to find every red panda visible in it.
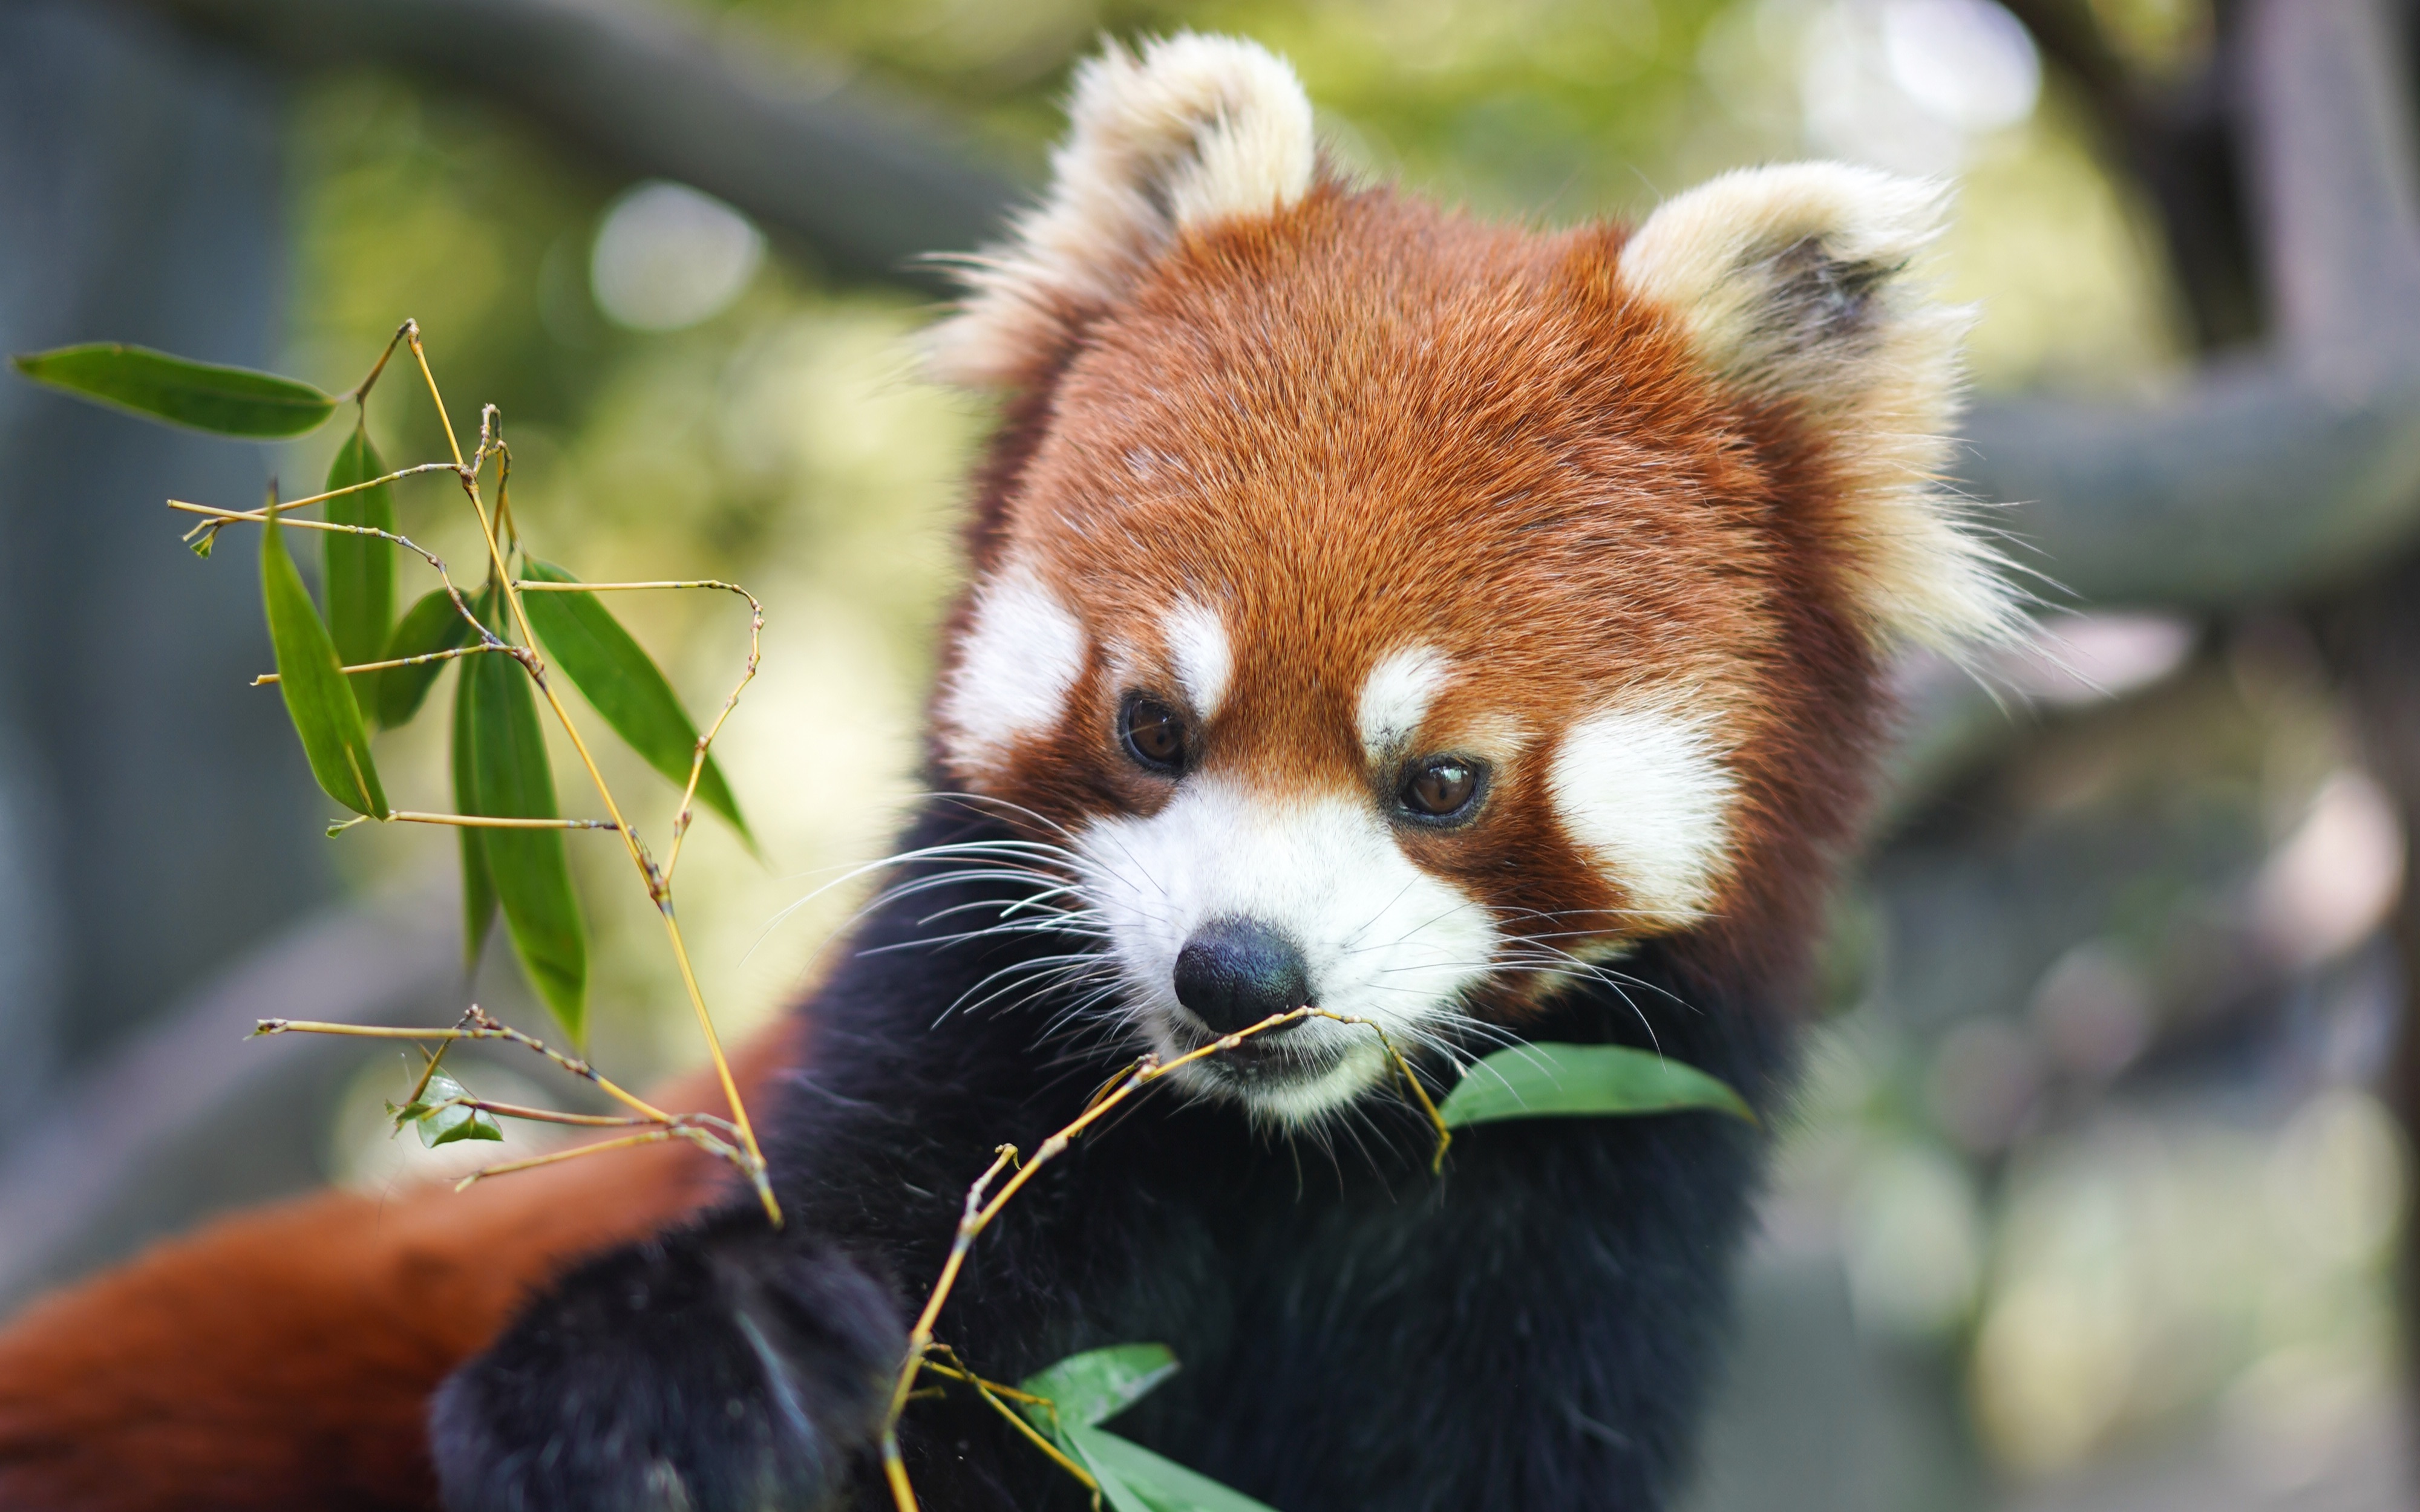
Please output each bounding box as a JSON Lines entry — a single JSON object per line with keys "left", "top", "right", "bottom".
{"left": 0, "top": 33, "right": 2015, "bottom": 1512}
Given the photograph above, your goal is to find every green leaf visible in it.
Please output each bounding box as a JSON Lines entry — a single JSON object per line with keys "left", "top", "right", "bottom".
{"left": 451, "top": 647, "right": 498, "bottom": 968}
{"left": 1018, "top": 1346, "right": 1268, "bottom": 1512}
{"left": 404, "top": 1070, "right": 505, "bottom": 1148}
{"left": 1065, "top": 1427, "right": 1282, "bottom": 1512}
{"left": 518, "top": 559, "right": 751, "bottom": 847}
{"left": 261, "top": 490, "right": 388, "bottom": 818}
{"left": 456, "top": 640, "right": 586, "bottom": 1041}
{"left": 1066, "top": 1430, "right": 1156, "bottom": 1512}
{"left": 1018, "top": 1345, "right": 1179, "bottom": 1434}
{"left": 14, "top": 344, "right": 336, "bottom": 437}
{"left": 1438, "top": 1043, "right": 1755, "bottom": 1129}
{"left": 381, "top": 588, "right": 479, "bottom": 729}
{"left": 322, "top": 423, "right": 397, "bottom": 680}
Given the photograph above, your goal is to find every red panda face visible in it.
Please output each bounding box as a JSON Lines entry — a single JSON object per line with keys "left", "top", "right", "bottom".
{"left": 923, "top": 37, "right": 2018, "bottom": 1124}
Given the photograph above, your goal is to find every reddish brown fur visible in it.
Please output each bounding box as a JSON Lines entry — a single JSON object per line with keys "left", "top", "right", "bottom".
{"left": 945, "top": 181, "right": 1886, "bottom": 1014}
{"left": 0, "top": 1025, "right": 799, "bottom": 1512}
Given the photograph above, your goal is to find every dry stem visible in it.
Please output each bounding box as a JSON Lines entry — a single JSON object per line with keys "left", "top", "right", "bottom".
{"left": 401, "top": 327, "right": 776, "bottom": 1224}
{"left": 257, "top": 1006, "right": 675, "bottom": 1126}
{"left": 206, "top": 323, "right": 777, "bottom": 1221}
{"left": 920, "top": 1354, "right": 1097, "bottom": 1492}
{"left": 877, "top": 1008, "right": 1448, "bottom": 1511}
{"left": 257, "top": 1006, "right": 751, "bottom": 1190}
{"left": 251, "top": 642, "right": 505, "bottom": 686}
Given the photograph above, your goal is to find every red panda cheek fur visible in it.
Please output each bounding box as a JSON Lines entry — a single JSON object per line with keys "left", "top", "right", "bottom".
{"left": 935, "top": 183, "right": 1893, "bottom": 1014}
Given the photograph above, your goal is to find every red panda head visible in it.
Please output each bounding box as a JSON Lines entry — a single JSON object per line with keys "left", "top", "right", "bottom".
{"left": 921, "top": 35, "right": 2019, "bottom": 1124}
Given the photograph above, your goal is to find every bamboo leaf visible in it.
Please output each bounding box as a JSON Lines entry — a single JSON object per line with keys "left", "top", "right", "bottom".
{"left": 451, "top": 645, "right": 498, "bottom": 968}
{"left": 1018, "top": 1345, "right": 1179, "bottom": 1434}
{"left": 518, "top": 559, "right": 750, "bottom": 847}
{"left": 1019, "top": 1346, "right": 1270, "bottom": 1512}
{"left": 322, "top": 423, "right": 397, "bottom": 681}
{"left": 261, "top": 490, "right": 387, "bottom": 818}
{"left": 1437, "top": 1043, "right": 1754, "bottom": 1129}
{"left": 1065, "top": 1427, "right": 1281, "bottom": 1512}
{"left": 14, "top": 343, "right": 336, "bottom": 437}
{"left": 457, "top": 644, "right": 586, "bottom": 1041}
{"left": 382, "top": 588, "right": 479, "bottom": 729}
{"left": 400, "top": 1070, "right": 505, "bottom": 1147}
{"left": 1064, "top": 1430, "right": 1156, "bottom": 1512}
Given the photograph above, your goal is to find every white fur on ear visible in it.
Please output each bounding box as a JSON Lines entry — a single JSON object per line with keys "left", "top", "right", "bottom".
{"left": 927, "top": 34, "right": 1316, "bottom": 388}
{"left": 1618, "top": 163, "right": 2022, "bottom": 654}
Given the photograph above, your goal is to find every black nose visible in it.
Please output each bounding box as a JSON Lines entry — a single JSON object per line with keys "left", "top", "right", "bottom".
{"left": 1172, "top": 917, "right": 1312, "bottom": 1035}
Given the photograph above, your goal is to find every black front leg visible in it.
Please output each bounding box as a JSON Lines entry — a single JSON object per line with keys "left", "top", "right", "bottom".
{"left": 430, "top": 1211, "right": 907, "bottom": 1512}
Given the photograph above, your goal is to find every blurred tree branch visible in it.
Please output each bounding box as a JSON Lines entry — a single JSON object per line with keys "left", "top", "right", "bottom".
{"left": 1969, "top": 0, "right": 2420, "bottom": 613}
{"left": 106, "top": 0, "right": 1018, "bottom": 290}
{"left": 114, "top": 0, "right": 2420, "bottom": 632}
{"left": 1998, "top": 0, "right": 2263, "bottom": 349}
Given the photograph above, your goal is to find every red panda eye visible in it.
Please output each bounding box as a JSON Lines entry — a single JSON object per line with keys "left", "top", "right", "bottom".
{"left": 1400, "top": 757, "right": 1483, "bottom": 821}
{"left": 1119, "top": 694, "right": 1187, "bottom": 774}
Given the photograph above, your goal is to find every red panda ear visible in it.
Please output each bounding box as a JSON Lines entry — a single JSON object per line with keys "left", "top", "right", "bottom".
{"left": 1618, "top": 163, "right": 2023, "bottom": 655}
{"left": 927, "top": 34, "right": 1316, "bottom": 388}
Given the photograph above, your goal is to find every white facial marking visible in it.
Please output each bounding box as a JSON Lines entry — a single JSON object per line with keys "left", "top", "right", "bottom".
{"left": 1356, "top": 645, "right": 1450, "bottom": 760}
{"left": 1549, "top": 705, "right": 1738, "bottom": 923}
{"left": 1076, "top": 776, "right": 1497, "bottom": 1124}
{"left": 938, "top": 561, "right": 1087, "bottom": 771}
{"left": 1161, "top": 599, "right": 1232, "bottom": 719}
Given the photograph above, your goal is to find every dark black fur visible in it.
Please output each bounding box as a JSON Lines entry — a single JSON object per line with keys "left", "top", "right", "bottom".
{"left": 431, "top": 800, "right": 1794, "bottom": 1512}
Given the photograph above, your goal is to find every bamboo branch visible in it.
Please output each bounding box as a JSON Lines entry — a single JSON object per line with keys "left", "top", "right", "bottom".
{"left": 920, "top": 1356, "right": 1098, "bottom": 1492}
{"left": 166, "top": 462, "right": 456, "bottom": 522}
{"left": 256, "top": 1008, "right": 676, "bottom": 1126}
{"left": 250, "top": 642, "right": 503, "bottom": 685}
{"left": 499, "top": 573, "right": 766, "bottom": 884}
{"left": 384, "top": 810, "right": 619, "bottom": 830}
{"left": 452, "top": 1129, "right": 675, "bottom": 1188}
{"left": 406, "top": 327, "right": 779, "bottom": 1225}
{"left": 110, "top": 0, "right": 1015, "bottom": 288}
{"left": 876, "top": 1006, "right": 1446, "bottom": 1511}
{"left": 443, "top": 1097, "right": 656, "bottom": 1128}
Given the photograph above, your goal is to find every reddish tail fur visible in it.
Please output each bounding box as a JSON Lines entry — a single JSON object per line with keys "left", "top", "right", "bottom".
{"left": 0, "top": 1025, "right": 797, "bottom": 1512}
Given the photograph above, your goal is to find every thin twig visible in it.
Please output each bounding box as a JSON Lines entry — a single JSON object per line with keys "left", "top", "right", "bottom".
{"left": 384, "top": 810, "right": 620, "bottom": 830}
{"left": 882, "top": 1144, "right": 1018, "bottom": 1511}
{"left": 170, "top": 500, "right": 500, "bottom": 662}
{"left": 670, "top": 585, "right": 762, "bottom": 883}
{"left": 438, "top": 1095, "right": 741, "bottom": 1140}
{"left": 877, "top": 1008, "right": 1447, "bottom": 1511}
{"left": 406, "top": 334, "right": 779, "bottom": 1225}
{"left": 451, "top": 1129, "right": 676, "bottom": 1189}
{"left": 442, "top": 1097, "right": 657, "bottom": 1129}
{"left": 257, "top": 1008, "right": 676, "bottom": 1126}
{"left": 251, "top": 642, "right": 504, "bottom": 685}
{"left": 510, "top": 579, "right": 754, "bottom": 592}
{"left": 504, "top": 576, "right": 765, "bottom": 884}
{"left": 920, "top": 1357, "right": 1098, "bottom": 1491}
{"left": 164, "top": 463, "right": 457, "bottom": 523}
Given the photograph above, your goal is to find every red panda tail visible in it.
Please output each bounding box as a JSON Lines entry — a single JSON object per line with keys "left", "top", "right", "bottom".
{"left": 0, "top": 1025, "right": 797, "bottom": 1512}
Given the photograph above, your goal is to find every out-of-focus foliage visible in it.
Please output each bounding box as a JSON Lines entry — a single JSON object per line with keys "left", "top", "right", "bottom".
{"left": 281, "top": 0, "right": 2407, "bottom": 1501}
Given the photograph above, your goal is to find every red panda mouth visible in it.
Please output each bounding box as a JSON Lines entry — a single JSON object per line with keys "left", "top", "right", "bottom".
{"left": 1169, "top": 1021, "right": 1344, "bottom": 1084}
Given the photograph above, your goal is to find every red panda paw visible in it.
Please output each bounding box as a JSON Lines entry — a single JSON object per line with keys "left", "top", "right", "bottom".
{"left": 428, "top": 1211, "right": 903, "bottom": 1512}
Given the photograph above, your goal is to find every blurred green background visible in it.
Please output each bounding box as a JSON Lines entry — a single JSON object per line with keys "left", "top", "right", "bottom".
{"left": 2, "top": 1, "right": 2412, "bottom": 1509}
